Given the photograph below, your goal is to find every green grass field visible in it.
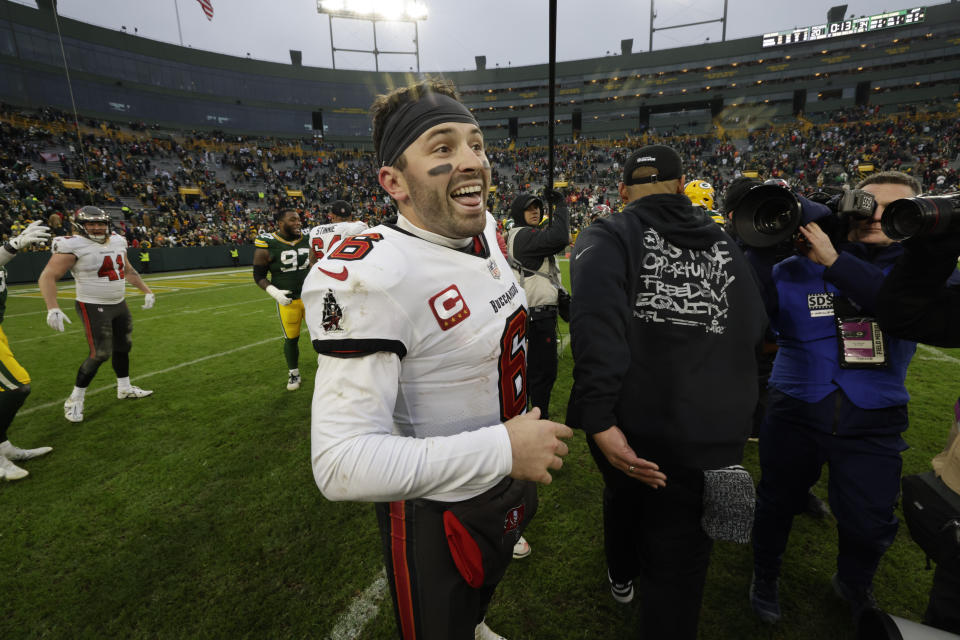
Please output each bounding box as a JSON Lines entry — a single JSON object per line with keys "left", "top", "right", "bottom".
{"left": 2, "top": 262, "right": 958, "bottom": 639}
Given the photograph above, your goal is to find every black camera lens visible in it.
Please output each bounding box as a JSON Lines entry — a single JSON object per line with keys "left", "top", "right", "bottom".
{"left": 754, "top": 203, "right": 795, "bottom": 234}
{"left": 730, "top": 184, "right": 802, "bottom": 248}
{"left": 881, "top": 194, "right": 960, "bottom": 241}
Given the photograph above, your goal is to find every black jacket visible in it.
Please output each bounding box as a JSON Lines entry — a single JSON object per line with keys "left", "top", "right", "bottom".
{"left": 876, "top": 235, "right": 960, "bottom": 347}
{"left": 507, "top": 194, "right": 570, "bottom": 271}
{"left": 567, "top": 193, "right": 767, "bottom": 470}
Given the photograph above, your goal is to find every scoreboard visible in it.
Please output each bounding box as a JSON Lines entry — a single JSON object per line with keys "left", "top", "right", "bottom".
{"left": 762, "top": 7, "right": 925, "bottom": 48}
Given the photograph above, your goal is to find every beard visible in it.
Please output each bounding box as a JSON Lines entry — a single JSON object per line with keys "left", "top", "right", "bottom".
{"left": 405, "top": 173, "right": 488, "bottom": 240}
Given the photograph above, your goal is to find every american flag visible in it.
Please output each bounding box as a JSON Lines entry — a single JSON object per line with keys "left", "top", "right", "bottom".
{"left": 196, "top": 0, "right": 213, "bottom": 21}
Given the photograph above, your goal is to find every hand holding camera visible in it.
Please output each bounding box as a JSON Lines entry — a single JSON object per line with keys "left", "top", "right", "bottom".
{"left": 798, "top": 222, "right": 839, "bottom": 267}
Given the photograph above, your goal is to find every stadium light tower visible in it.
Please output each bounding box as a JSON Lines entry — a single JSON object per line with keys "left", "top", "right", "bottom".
{"left": 317, "top": 0, "right": 428, "bottom": 72}
{"left": 649, "top": 0, "right": 728, "bottom": 52}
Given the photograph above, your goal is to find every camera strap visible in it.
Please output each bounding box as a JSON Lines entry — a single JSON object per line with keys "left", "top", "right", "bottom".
{"left": 833, "top": 295, "right": 889, "bottom": 369}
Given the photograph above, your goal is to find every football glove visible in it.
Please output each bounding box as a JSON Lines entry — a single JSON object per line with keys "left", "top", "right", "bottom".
{"left": 142, "top": 293, "right": 155, "bottom": 310}
{"left": 10, "top": 220, "right": 51, "bottom": 250}
{"left": 46, "top": 308, "right": 71, "bottom": 332}
{"left": 265, "top": 285, "right": 293, "bottom": 306}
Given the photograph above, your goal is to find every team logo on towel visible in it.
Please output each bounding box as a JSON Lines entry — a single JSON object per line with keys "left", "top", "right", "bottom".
{"left": 503, "top": 504, "right": 524, "bottom": 535}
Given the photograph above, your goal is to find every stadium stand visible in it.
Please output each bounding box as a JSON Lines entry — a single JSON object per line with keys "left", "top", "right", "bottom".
{"left": 0, "top": 0, "right": 957, "bottom": 262}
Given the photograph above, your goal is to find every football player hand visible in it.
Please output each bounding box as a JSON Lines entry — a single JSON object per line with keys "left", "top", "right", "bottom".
{"left": 505, "top": 407, "right": 574, "bottom": 485}
{"left": 265, "top": 285, "right": 293, "bottom": 305}
{"left": 10, "top": 220, "right": 51, "bottom": 250}
{"left": 142, "top": 293, "right": 155, "bottom": 310}
{"left": 592, "top": 425, "right": 666, "bottom": 488}
{"left": 46, "top": 308, "right": 71, "bottom": 332}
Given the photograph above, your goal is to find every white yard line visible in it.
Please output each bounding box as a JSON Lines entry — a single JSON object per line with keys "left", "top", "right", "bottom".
{"left": 917, "top": 343, "right": 960, "bottom": 365}
{"left": 9, "top": 298, "right": 267, "bottom": 344}
{"left": 5, "top": 283, "right": 254, "bottom": 319}
{"left": 325, "top": 569, "right": 388, "bottom": 640}
{"left": 18, "top": 336, "right": 277, "bottom": 416}
{"left": 136, "top": 298, "right": 263, "bottom": 322}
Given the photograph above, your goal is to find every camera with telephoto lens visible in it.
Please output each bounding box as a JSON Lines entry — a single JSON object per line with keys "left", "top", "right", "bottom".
{"left": 880, "top": 193, "right": 960, "bottom": 241}
{"left": 729, "top": 184, "right": 876, "bottom": 249}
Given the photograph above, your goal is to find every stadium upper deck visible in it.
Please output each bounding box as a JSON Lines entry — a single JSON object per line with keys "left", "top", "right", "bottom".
{"left": 0, "top": 0, "right": 958, "bottom": 142}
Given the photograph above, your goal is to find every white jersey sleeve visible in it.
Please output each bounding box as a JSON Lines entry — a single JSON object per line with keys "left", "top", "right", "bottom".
{"left": 310, "top": 350, "right": 513, "bottom": 503}
{"left": 302, "top": 217, "right": 525, "bottom": 503}
{"left": 52, "top": 233, "right": 129, "bottom": 304}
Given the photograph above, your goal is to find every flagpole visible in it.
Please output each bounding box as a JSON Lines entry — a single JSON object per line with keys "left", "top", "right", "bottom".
{"left": 547, "top": 0, "right": 556, "bottom": 208}
{"left": 173, "top": 0, "right": 184, "bottom": 46}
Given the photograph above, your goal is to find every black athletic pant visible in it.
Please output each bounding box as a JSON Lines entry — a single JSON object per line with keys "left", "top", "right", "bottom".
{"left": 588, "top": 437, "right": 713, "bottom": 640}
{"left": 526, "top": 309, "right": 558, "bottom": 420}
{"left": 375, "top": 477, "right": 537, "bottom": 640}
{"left": 74, "top": 300, "right": 134, "bottom": 387}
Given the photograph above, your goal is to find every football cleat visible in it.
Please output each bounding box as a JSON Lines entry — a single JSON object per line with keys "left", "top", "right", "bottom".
{"left": 750, "top": 572, "right": 781, "bottom": 623}
{"left": 0, "top": 454, "right": 29, "bottom": 481}
{"left": 0, "top": 441, "right": 52, "bottom": 461}
{"left": 512, "top": 535, "right": 531, "bottom": 559}
{"left": 117, "top": 386, "right": 153, "bottom": 399}
{"left": 287, "top": 373, "right": 301, "bottom": 391}
{"left": 474, "top": 621, "right": 507, "bottom": 640}
{"left": 64, "top": 397, "right": 84, "bottom": 423}
{"left": 609, "top": 569, "right": 634, "bottom": 604}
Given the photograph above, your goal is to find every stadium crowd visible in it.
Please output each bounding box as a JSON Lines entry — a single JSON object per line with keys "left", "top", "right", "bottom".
{"left": 3, "top": 78, "right": 960, "bottom": 640}
{"left": 0, "top": 100, "right": 958, "bottom": 250}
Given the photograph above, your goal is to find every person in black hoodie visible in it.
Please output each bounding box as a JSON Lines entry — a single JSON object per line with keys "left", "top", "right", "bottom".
{"left": 566, "top": 145, "right": 766, "bottom": 640}
{"left": 505, "top": 191, "right": 570, "bottom": 420}
{"left": 876, "top": 232, "right": 960, "bottom": 349}
{"left": 876, "top": 229, "right": 960, "bottom": 635}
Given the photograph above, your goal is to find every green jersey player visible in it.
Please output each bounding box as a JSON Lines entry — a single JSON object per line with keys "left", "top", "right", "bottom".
{"left": 253, "top": 209, "right": 311, "bottom": 390}
{"left": 0, "top": 220, "right": 53, "bottom": 480}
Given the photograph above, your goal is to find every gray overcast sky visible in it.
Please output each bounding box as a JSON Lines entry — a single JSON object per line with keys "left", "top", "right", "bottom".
{"left": 14, "top": 0, "right": 928, "bottom": 72}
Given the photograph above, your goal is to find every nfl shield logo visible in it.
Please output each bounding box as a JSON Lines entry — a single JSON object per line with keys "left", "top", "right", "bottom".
{"left": 487, "top": 259, "right": 501, "bottom": 280}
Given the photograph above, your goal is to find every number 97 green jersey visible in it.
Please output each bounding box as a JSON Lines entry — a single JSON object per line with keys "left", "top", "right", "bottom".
{"left": 254, "top": 232, "right": 311, "bottom": 299}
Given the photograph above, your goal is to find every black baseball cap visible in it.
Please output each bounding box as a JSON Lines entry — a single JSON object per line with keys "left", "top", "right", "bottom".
{"left": 622, "top": 145, "right": 683, "bottom": 185}
{"left": 329, "top": 200, "right": 352, "bottom": 217}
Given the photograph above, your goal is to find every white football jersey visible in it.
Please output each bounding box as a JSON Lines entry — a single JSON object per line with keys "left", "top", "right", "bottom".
{"left": 308, "top": 220, "right": 368, "bottom": 261}
{"left": 304, "top": 214, "right": 528, "bottom": 501}
{"left": 51, "top": 233, "right": 129, "bottom": 304}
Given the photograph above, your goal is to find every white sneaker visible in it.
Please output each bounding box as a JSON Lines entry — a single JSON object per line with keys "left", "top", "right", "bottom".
{"left": 117, "top": 385, "right": 153, "bottom": 399}
{"left": 608, "top": 569, "right": 634, "bottom": 604}
{"left": 512, "top": 535, "right": 531, "bottom": 559}
{"left": 0, "top": 454, "right": 29, "bottom": 481}
{"left": 475, "top": 621, "right": 507, "bottom": 640}
{"left": 0, "top": 441, "right": 52, "bottom": 461}
{"left": 64, "top": 397, "right": 84, "bottom": 423}
{"left": 286, "top": 373, "right": 301, "bottom": 391}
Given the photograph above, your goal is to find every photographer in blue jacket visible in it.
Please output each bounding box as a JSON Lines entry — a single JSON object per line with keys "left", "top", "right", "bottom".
{"left": 748, "top": 171, "right": 949, "bottom": 624}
